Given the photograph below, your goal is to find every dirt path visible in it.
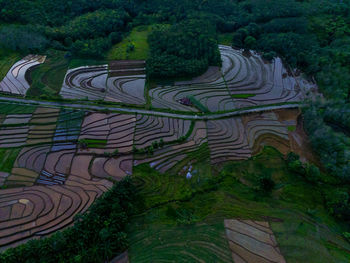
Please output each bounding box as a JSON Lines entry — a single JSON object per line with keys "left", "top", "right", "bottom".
{"left": 0, "top": 96, "right": 302, "bottom": 120}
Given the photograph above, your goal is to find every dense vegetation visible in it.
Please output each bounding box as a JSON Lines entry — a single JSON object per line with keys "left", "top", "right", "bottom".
{"left": 128, "top": 148, "right": 350, "bottom": 262}
{"left": 0, "top": 177, "right": 136, "bottom": 263}
{"left": 146, "top": 20, "right": 221, "bottom": 78}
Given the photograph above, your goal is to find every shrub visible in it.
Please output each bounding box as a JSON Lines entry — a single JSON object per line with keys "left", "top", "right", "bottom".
{"left": 71, "top": 37, "right": 112, "bottom": 58}
{"left": 257, "top": 175, "right": 275, "bottom": 194}
{"left": 324, "top": 189, "right": 350, "bottom": 220}
{"left": 305, "top": 164, "right": 321, "bottom": 183}
{"left": 343, "top": 232, "right": 350, "bottom": 243}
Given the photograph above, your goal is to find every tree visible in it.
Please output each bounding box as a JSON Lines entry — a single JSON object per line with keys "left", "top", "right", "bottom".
{"left": 146, "top": 18, "right": 221, "bottom": 78}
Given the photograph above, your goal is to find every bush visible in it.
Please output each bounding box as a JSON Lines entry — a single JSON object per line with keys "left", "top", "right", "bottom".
{"left": 324, "top": 189, "right": 350, "bottom": 220}
{"left": 71, "top": 37, "right": 112, "bottom": 58}
{"left": 287, "top": 160, "right": 305, "bottom": 175}
{"left": 0, "top": 25, "right": 49, "bottom": 52}
{"left": 305, "top": 164, "right": 321, "bottom": 183}
{"left": 257, "top": 175, "right": 275, "bottom": 194}
{"left": 343, "top": 232, "right": 350, "bottom": 243}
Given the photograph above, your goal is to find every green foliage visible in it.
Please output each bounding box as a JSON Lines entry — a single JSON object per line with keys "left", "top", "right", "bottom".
{"left": 343, "top": 232, "right": 350, "bottom": 243}
{"left": 51, "top": 10, "right": 130, "bottom": 41}
{"left": 71, "top": 37, "right": 112, "bottom": 58}
{"left": 0, "top": 49, "right": 21, "bottom": 80}
{"left": 107, "top": 25, "right": 151, "bottom": 60}
{"left": 0, "top": 25, "right": 48, "bottom": 52}
{"left": 78, "top": 139, "right": 107, "bottom": 149}
{"left": 188, "top": 96, "right": 209, "bottom": 113}
{"left": 286, "top": 152, "right": 322, "bottom": 184}
{"left": 0, "top": 148, "right": 21, "bottom": 173}
{"left": 0, "top": 103, "right": 36, "bottom": 114}
{"left": 129, "top": 147, "right": 350, "bottom": 262}
{"left": 324, "top": 189, "right": 350, "bottom": 220}
{"left": 147, "top": 19, "right": 221, "bottom": 79}
{"left": 244, "top": 35, "right": 257, "bottom": 49}
{"left": 27, "top": 49, "right": 68, "bottom": 98}
{"left": 257, "top": 175, "right": 275, "bottom": 194}
{"left": 303, "top": 102, "right": 350, "bottom": 180}
{"left": 0, "top": 177, "right": 136, "bottom": 263}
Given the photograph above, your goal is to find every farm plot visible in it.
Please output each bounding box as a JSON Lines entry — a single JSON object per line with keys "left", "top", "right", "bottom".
{"left": 78, "top": 112, "right": 136, "bottom": 154}
{"left": 0, "top": 55, "right": 46, "bottom": 96}
{"left": 207, "top": 117, "right": 251, "bottom": 164}
{"left": 78, "top": 112, "right": 136, "bottom": 179}
{"left": 0, "top": 108, "right": 138, "bottom": 248}
{"left": 207, "top": 110, "right": 298, "bottom": 164}
{"left": 26, "top": 107, "right": 60, "bottom": 145}
{"left": 150, "top": 45, "right": 305, "bottom": 112}
{"left": 149, "top": 66, "right": 234, "bottom": 112}
{"left": 134, "top": 121, "right": 207, "bottom": 174}
{"left": 60, "top": 61, "right": 146, "bottom": 105}
{"left": 52, "top": 109, "right": 85, "bottom": 145}
{"left": 220, "top": 45, "right": 303, "bottom": 108}
{"left": 129, "top": 222, "right": 232, "bottom": 263}
{"left": 134, "top": 114, "right": 192, "bottom": 149}
{"left": 7, "top": 145, "right": 51, "bottom": 187}
{"left": 0, "top": 177, "right": 112, "bottom": 249}
{"left": 0, "top": 107, "right": 60, "bottom": 148}
{"left": 37, "top": 109, "right": 85, "bottom": 186}
{"left": 60, "top": 65, "right": 108, "bottom": 100}
{"left": 105, "top": 60, "right": 146, "bottom": 105}
{"left": 224, "top": 219, "right": 286, "bottom": 263}
{"left": 0, "top": 115, "right": 31, "bottom": 148}
{"left": 242, "top": 112, "right": 291, "bottom": 155}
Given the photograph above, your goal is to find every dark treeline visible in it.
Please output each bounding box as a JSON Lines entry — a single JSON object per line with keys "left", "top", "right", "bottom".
{"left": 146, "top": 20, "right": 221, "bottom": 78}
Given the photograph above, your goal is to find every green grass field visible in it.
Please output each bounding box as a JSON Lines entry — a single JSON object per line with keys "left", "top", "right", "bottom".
{"left": 0, "top": 49, "right": 21, "bottom": 80}
{"left": 0, "top": 148, "right": 21, "bottom": 173}
{"left": 27, "top": 49, "right": 68, "bottom": 98}
{"left": 128, "top": 147, "right": 350, "bottom": 262}
{"left": 0, "top": 102, "right": 36, "bottom": 114}
{"left": 107, "top": 26, "right": 151, "bottom": 61}
{"left": 231, "top": 93, "right": 255, "bottom": 99}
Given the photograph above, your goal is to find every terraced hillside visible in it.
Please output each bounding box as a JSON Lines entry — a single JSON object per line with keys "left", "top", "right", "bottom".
{"left": 134, "top": 119, "right": 207, "bottom": 174}
{"left": 0, "top": 95, "right": 307, "bottom": 250}
{"left": 0, "top": 45, "right": 317, "bottom": 255}
{"left": 0, "top": 106, "right": 134, "bottom": 248}
{"left": 0, "top": 55, "right": 46, "bottom": 96}
{"left": 60, "top": 61, "right": 146, "bottom": 105}
{"left": 149, "top": 45, "right": 312, "bottom": 112}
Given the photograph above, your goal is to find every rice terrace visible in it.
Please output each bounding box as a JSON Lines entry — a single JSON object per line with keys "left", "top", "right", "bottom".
{"left": 0, "top": 1, "right": 350, "bottom": 262}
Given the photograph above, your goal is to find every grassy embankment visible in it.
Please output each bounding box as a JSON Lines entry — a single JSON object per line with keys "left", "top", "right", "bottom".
{"left": 0, "top": 49, "right": 21, "bottom": 80}
{"left": 128, "top": 147, "right": 350, "bottom": 263}
{"left": 107, "top": 25, "right": 151, "bottom": 61}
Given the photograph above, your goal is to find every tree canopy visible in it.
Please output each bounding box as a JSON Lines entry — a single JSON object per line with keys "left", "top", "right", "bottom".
{"left": 146, "top": 19, "right": 221, "bottom": 79}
